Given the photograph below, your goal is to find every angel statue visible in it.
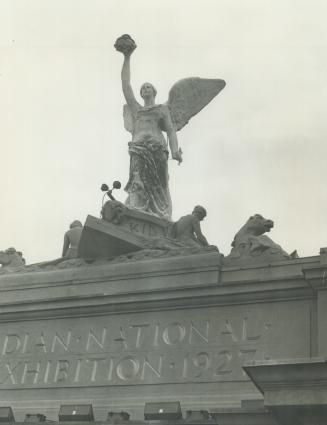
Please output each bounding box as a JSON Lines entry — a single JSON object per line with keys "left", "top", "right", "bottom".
{"left": 115, "top": 34, "right": 226, "bottom": 220}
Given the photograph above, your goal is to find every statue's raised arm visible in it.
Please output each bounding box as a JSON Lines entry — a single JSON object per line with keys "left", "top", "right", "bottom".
{"left": 115, "top": 35, "right": 140, "bottom": 114}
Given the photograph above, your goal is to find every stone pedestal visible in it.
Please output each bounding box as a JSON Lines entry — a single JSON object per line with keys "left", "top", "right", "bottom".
{"left": 78, "top": 210, "right": 173, "bottom": 259}
{"left": 78, "top": 215, "right": 145, "bottom": 258}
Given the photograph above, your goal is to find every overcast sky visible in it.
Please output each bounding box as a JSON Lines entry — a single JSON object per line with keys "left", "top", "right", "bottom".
{"left": 0, "top": 0, "right": 326, "bottom": 264}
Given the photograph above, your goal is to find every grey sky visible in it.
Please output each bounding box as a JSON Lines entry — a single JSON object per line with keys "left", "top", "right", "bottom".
{"left": 0, "top": 0, "right": 326, "bottom": 263}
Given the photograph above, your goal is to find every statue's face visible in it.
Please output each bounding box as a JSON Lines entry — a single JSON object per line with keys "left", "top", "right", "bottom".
{"left": 193, "top": 206, "right": 207, "bottom": 221}
{"left": 197, "top": 212, "right": 206, "bottom": 221}
{"left": 140, "top": 82, "right": 157, "bottom": 99}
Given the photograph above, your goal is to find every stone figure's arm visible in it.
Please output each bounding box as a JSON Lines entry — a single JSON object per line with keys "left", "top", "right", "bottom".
{"left": 121, "top": 55, "right": 139, "bottom": 112}
{"left": 162, "top": 106, "right": 183, "bottom": 163}
{"left": 193, "top": 218, "right": 209, "bottom": 246}
{"left": 62, "top": 233, "right": 70, "bottom": 257}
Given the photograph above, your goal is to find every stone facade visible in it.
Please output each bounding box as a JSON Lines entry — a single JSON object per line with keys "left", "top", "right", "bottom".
{"left": 0, "top": 251, "right": 326, "bottom": 423}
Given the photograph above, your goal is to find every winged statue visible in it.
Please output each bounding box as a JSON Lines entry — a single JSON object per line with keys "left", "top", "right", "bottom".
{"left": 115, "top": 34, "right": 226, "bottom": 220}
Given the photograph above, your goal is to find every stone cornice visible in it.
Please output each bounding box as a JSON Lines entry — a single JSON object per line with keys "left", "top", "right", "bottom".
{"left": 243, "top": 358, "right": 327, "bottom": 401}
{"left": 0, "top": 253, "right": 319, "bottom": 321}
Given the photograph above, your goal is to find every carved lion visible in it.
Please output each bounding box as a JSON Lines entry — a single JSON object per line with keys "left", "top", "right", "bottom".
{"left": 226, "top": 214, "right": 292, "bottom": 262}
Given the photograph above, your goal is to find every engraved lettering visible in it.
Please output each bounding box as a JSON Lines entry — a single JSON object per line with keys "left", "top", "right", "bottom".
{"left": 162, "top": 323, "right": 186, "bottom": 345}
{"left": 44, "top": 360, "right": 51, "bottom": 383}
{"left": 182, "top": 354, "right": 189, "bottom": 378}
{"left": 141, "top": 356, "right": 162, "bottom": 379}
{"left": 153, "top": 325, "right": 159, "bottom": 347}
{"left": 74, "top": 359, "right": 82, "bottom": 383}
{"left": 215, "top": 350, "right": 232, "bottom": 375}
{"left": 35, "top": 333, "right": 48, "bottom": 353}
{"left": 86, "top": 328, "right": 107, "bottom": 351}
{"left": 243, "top": 318, "right": 260, "bottom": 341}
{"left": 148, "top": 225, "right": 157, "bottom": 236}
{"left": 131, "top": 324, "right": 150, "bottom": 348}
{"left": 116, "top": 357, "right": 140, "bottom": 381}
{"left": 22, "top": 333, "right": 29, "bottom": 354}
{"left": 192, "top": 352, "right": 210, "bottom": 378}
{"left": 113, "top": 327, "right": 128, "bottom": 350}
{"left": 2, "top": 334, "right": 21, "bottom": 355}
{"left": 189, "top": 321, "right": 209, "bottom": 344}
{"left": 107, "top": 357, "right": 114, "bottom": 381}
{"left": 87, "top": 357, "right": 106, "bottom": 382}
{"left": 1, "top": 362, "right": 21, "bottom": 384}
{"left": 0, "top": 315, "right": 274, "bottom": 387}
{"left": 21, "top": 361, "right": 41, "bottom": 384}
{"left": 239, "top": 348, "right": 257, "bottom": 375}
{"left": 142, "top": 222, "right": 147, "bottom": 234}
{"left": 129, "top": 222, "right": 139, "bottom": 233}
{"left": 220, "top": 321, "right": 238, "bottom": 342}
{"left": 51, "top": 332, "right": 72, "bottom": 353}
{"left": 54, "top": 360, "right": 70, "bottom": 382}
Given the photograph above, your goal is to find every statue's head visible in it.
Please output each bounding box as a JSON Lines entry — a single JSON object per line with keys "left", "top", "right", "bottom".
{"left": 231, "top": 215, "right": 274, "bottom": 247}
{"left": 140, "top": 82, "right": 157, "bottom": 100}
{"left": 192, "top": 205, "right": 207, "bottom": 221}
{"left": 243, "top": 214, "right": 274, "bottom": 236}
{"left": 70, "top": 220, "right": 83, "bottom": 229}
{"left": 5, "top": 247, "right": 17, "bottom": 254}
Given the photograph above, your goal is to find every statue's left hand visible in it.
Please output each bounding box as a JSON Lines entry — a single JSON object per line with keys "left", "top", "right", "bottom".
{"left": 172, "top": 148, "right": 183, "bottom": 165}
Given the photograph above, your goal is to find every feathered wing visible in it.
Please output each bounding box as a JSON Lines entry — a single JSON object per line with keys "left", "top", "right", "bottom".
{"left": 123, "top": 104, "right": 134, "bottom": 133}
{"left": 166, "top": 77, "right": 226, "bottom": 131}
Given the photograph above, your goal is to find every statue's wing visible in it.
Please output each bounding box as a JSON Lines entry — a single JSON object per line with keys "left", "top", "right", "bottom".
{"left": 123, "top": 104, "right": 134, "bottom": 133}
{"left": 167, "top": 77, "right": 226, "bottom": 131}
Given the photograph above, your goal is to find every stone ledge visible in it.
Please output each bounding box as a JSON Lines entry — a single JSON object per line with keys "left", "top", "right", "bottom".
{"left": 211, "top": 408, "right": 278, "bottom": 425}
{"left": 0, "top": 253, "right": 318, "bottom": 321}
{"left": 243, "top": 358, "right": 327, "bottom": 405}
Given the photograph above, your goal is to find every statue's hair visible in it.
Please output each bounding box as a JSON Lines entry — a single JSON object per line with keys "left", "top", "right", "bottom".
{"left": 70, "top": 220, "right": 82, "bottom": 229}
{"left": 140, "top": 82, "right": 157, "bottom": 98}
{"left": 193, "top": 205, "right": 207, "bottom": 218}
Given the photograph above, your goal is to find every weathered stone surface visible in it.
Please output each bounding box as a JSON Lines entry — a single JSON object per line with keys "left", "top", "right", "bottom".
{"left": 62, "top": 220, "right": 83, "bottom": 259}
{"left": 171, "top": 205, "right": 210, "bottom": 248}
{"left": 0, "top": 305, "right": 307, "bottom": 389}
{"left": 0, "top": 253, "right": 322, "bottom": 421}
{"left": 211, "top": 406, "right": 278, "bottom": 425}
{"left": 319, "top": 246, "right": 327, "bottom": 264}
{"left": 244, "top": 358, "right": 327, "bottom": 425}
{"left": 78, "top": 215, "right": 145, "bottom": 258}
{"left": 298, "top": 249, "right": 327, "bottom": 360}
{"left": 116, "top": 34, "right": 225, "bottom": 219}
{"left": 224, "top": 214, "right": 292, "bottom": 265}
{"left": 0, "top": 247, "right": 25, "bottom": 268}
{"left": 101, "top": 201, "right": 171, "bottom": 239}
{"left": 78, "top": 208, "right": 217, "bottom": 260}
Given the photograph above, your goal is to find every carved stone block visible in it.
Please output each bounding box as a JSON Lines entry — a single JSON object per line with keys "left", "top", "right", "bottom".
{"left": 78, "top": 215, "right": 145, "bottom": 259}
